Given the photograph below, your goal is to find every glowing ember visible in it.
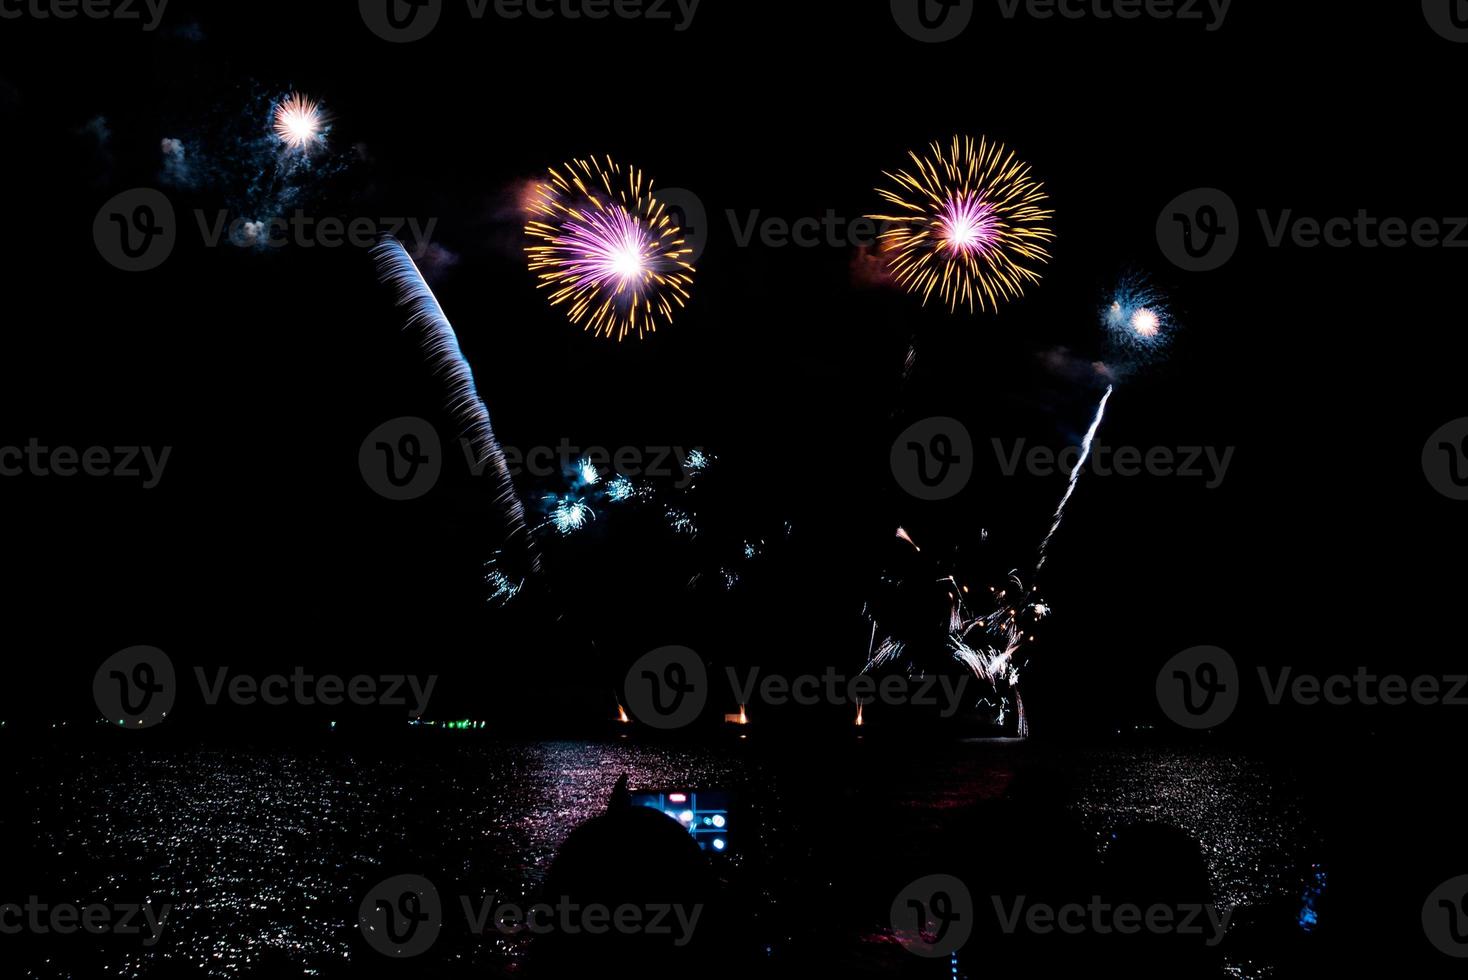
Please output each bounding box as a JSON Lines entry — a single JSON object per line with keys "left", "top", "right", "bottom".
{"left": 1131, "top": 308, "right": 1161, "bottom": 337}
{"left": 272, "top": 93, "right": 325, "bottom": 150}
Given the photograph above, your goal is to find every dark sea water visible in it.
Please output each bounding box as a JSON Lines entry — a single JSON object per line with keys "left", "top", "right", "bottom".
{"left": 3, "top": 739, "right": 1323, "bottom": 979}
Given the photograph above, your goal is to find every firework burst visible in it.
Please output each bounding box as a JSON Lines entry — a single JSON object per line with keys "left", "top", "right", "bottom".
{"left": 1104, "top": 272, "right": 1173, "bottom": 353}
{"left": 272, "top": 92, "right": 326, "bottom": 151}
{"left": 869, "top": 135, "right": 1054, "bottom": 314}
{"left": 524, "top": 156, "right": 696, "bottom": 341}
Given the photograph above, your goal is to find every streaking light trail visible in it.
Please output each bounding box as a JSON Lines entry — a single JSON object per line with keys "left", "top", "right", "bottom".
{"left": 371, "top": 238, "right": 541, "bottom": 577}
{"left": 1035, "top": 385, "right": 1114, "bottom": 575}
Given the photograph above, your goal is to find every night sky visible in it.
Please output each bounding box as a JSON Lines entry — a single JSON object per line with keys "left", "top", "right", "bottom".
{"left": 1, "top": 1, "right": 1464, "bottom": 738}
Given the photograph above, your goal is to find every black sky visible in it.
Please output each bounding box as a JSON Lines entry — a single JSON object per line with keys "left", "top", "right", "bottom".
{"left": 1, "top": 1, "right": 1464, "bottom": 737}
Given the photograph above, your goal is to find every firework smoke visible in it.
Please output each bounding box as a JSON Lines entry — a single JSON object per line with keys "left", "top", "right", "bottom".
{"left": 372, "top": 237, "right": 542, "bottom": 577}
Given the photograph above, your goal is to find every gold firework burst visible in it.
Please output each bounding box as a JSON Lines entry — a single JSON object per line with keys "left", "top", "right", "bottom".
{"left": 869, "top": 135, "right": 1054, "bottom": 314}
{"left": 524, "top": 156, "right": 695, "bottom": 341}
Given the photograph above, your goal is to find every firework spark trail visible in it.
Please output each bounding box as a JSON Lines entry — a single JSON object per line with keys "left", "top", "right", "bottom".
{"left": 371, "top": 237, "right": 542, "bottom": 576}
{"left": 868, "top": 135, "right": 1054, "bottom": 314}
{"left": 1035, "top": 385, "right": 1114, "bottom": 576}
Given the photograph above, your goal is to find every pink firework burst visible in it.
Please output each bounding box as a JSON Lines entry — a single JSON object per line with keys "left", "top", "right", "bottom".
{"left": 525, "top": 156, "right": 696, "bottom": 341}
{"left": 938, "top": 193, "right": 999, "bottom": 256}
{"left": 558, "top": 205, "right": 657, "bottom": 295}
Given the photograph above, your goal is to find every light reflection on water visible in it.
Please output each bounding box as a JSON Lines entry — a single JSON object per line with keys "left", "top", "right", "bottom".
{"left": 1067, "top": 747, "right": 1321, "bottom": 914}
{"left": 10, "top": 741, "right": 1316, "bottom": 979}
